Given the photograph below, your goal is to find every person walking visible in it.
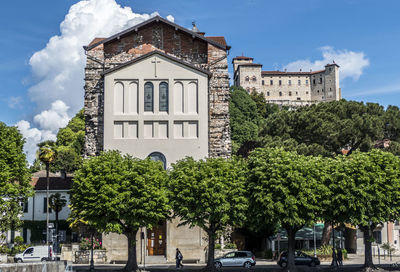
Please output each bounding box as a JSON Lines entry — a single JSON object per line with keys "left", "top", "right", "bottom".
{"left": 176, "top": 248, "right": 183, "bottom": 269}
{"left": 337, "top": 248, "right": 343, "bottom": 266}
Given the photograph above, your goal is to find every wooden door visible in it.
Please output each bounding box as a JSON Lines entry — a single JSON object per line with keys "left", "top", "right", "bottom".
{"left": 147, "top": 221, "right": 166, "bottom": 256}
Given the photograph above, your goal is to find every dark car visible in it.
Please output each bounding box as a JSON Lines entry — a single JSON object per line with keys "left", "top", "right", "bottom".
{"left": 277, "top": 251, "right": 320, "bottom": 267}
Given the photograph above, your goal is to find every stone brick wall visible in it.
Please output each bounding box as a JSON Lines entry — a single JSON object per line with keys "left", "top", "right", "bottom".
{"left": 84, "top": 22, "right": 231, "bottom": 158}
{"left": 207, "top": 44, "right": 231, "bottom": 158}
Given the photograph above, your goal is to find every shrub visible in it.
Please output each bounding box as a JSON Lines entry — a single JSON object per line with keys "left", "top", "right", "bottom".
{"left": 224, "top": 243, "right": 237, "bottom": 249}
{"left": 14, "top": 236, "right": 24, "bottom": 245}
{"left": 79, "top": 237, "right": 104, "bottom": 250}
{"left": 215, "top": 244, "right": 222, "bottom": 250}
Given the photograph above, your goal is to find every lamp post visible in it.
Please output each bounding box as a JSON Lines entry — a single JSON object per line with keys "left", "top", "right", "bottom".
{"left": 90, "top": 230, "right": 94, "bottom": 271}
{"left": 313, "top": 224, "right": 317, "bottom": 257}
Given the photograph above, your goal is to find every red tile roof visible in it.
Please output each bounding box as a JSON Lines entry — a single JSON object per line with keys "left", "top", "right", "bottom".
{"left": 88, "top": 38, "right": 105, "bottom": 47}
{"left": 233, "top": 56, "right": 254, "bottom": 60}
{"left": 261, "top": 69, "right": 325, "bottom": 76}
{"left": 205, "top": 36, "right": 227, "bottom": 46}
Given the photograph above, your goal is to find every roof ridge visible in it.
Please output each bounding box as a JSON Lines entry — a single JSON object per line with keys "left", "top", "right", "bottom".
{"left": 85, "top": 16, "right": 230, "bottom": 51}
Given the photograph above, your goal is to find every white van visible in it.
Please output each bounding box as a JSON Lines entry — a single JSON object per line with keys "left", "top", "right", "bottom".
{"left": 14, "top": 246, "right": 52, "bottom": 263}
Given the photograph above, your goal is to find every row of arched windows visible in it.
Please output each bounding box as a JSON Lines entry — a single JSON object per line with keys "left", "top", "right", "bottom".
{"left": 144, "top": 82, "right": 169, "bottom": 112}
{"left": 245, "top": 76, "right": 257, "bottom": 82}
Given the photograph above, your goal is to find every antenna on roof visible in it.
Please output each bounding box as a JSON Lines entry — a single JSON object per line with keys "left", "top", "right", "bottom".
{"left": 284, "top": 69, "right": 287, "bottom": 72}
{"left": 300, "top": 69, "right": 302, "bottom": 72}
{"left": 333, "top": 60, "right": 336, "bottom": 64}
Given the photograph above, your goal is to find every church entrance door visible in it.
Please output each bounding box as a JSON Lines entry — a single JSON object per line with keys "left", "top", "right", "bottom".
{"left": 147, "top": 221, "right": 166, "bottom": 256}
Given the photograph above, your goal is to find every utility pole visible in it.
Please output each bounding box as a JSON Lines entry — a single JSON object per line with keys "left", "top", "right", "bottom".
{"left": 46, "top": 163, "right": 50, "bottom": 261}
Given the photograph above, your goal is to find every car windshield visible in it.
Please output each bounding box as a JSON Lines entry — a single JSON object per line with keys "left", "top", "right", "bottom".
{"left": 24, "top": 248, "right": 33, "bottom": 255}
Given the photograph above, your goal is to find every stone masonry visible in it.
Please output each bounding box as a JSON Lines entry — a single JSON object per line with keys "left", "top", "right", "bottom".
{"left": 84, "top": 17, "right": 231, "bottom": 158}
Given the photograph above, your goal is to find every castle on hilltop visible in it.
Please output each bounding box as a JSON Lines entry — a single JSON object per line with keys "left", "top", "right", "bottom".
{"left": 232, "top": 56, "right": 341, "bottom": 106}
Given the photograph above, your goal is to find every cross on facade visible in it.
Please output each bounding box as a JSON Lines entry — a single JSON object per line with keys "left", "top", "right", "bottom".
{"left": 151, "top": 57, "right": 161, "bottom": 78}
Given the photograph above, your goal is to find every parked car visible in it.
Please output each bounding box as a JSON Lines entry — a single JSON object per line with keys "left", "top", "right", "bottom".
{"left": 14, "top": 246, "right": 53, "bottom": 263}
{"left": 214, "top": 251, "right": 256, "bottom": 269}
{"left": 277, "top": 251, "right": 320, "bottom": 267}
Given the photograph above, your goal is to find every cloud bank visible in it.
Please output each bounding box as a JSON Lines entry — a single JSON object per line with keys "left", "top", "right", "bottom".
{"left": 283, "top": 46, "right": 370, "bottom": 81}
{"left": 18, "top": 0, "right": 174, "bottom": 163}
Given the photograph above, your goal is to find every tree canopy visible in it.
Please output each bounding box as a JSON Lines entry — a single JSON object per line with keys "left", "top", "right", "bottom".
{"left": 259, "top": 100, "right": 400, "bottom": 156}
{"left": 0, "top": 122, "right": 33, "bottom": 233}
{"left": 247, "top": 148, "right": 329, "bottom": 270}
{"left": 169, "top": 157, "right": 248, "bottom": 268}
{"left": 70, "top": 150, "right": 170, "bottom": 271}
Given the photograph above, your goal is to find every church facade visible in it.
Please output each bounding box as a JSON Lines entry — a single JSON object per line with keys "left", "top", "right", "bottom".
{"left": 83, "top": 16, "right": 231, "bottom": 263}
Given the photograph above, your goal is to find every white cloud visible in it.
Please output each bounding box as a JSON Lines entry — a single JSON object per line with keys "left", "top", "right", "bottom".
{"left": 16, "top": 120, "right": 56, "bottom": 164}
{"left": 283, "top": 46, "right": 370, "bottom": 81}
{"left": 166, "top": 15, "right": 175, "bottom": 22}
{"left": 7, "top": 96, "right": 23, "bottom": 109}
{"left": 20, "top": 0, "right": 175, "bottom": 163}
{"left": 346, "top": 82, "right": 400, "bottom": 98}
{"left": 33, "top": 100, "right": 70, "bottom": 132}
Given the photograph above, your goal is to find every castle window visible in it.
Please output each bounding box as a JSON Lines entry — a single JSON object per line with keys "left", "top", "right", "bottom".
{"left": 306, "top": 91, "right": 309, "bottom": 94}
{"left": 298, "top": 80, "right": 301, "bottom": 86}
{"left": 267, "top": 91, "right": 270, "bottom": 96}
{"left": 313, "top": 79, "right": 316, "bottom": 85}
{"left": 289, "top": 91, "right": 292, "bottom": 96}
{"left": 317, "top": 90, "right": 320, "bottom": 94}
{"left": 262, "top": 80, "right": 264, "bottom": 85}
{"left": 297, "top": 97, "right": 301, "bottom": 101}
{"left": 279, "top": 80, "right": 282, "bottom": 86}
{"left": 288, "top": 80, "right": 292, "bottom": 86}
{"left": 319, "top": 78, "right": 323, "bottom": 84}
{"left": 329, "top": 68, "right": 332, "bottom": 71}
{"left": 270, "top": 80, "right": 273, "bottom": 85}
{"left": 159, "top": 82, "right": 168, "bottom": 112}
{"left": 306, "top": 80, "right": 309, "bottom": 85}
{"left": 148, "top": 152, "right": 166, "bottom": 170}
{"left": 245, "top": 76, "right": 249, "bottom": 81}
{"left": 296, "top": 92, "right": 298, "bottom": 95}
{"left": 144, "top": 82, "right": 154, "bottom": 112}
{"left": 252, "top": 76, "right": 256, "bottom": 82}
{"left": 279, "top": 92, "right": 282, "bottom": 96}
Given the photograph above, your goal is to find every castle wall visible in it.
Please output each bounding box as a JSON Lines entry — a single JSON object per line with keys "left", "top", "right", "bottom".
{"left": 261, "top": 74, "right": 312, "bottom": 101}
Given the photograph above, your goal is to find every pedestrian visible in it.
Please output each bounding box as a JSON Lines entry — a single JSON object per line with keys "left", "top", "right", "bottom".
{"left": 176, "top": 248, "right": 183, "bottom": 269}
{"left": 337, "top": 248, "right": 343, "bottom": 266}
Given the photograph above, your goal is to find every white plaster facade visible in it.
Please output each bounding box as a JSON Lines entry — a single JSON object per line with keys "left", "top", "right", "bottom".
{"left": 103, "top": 52, "right": 209, "bottom": 167}
{"left": 232, "top": 56, "right": 341, "bottom": 106}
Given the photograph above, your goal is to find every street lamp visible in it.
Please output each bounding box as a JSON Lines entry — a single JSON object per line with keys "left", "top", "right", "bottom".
{"left": 90, "top": 229, "right": 95, "bottom": 271}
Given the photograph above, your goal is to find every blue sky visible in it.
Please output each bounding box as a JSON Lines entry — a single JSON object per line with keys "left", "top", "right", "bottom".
{"left": 1, "top": 0, "right": 399, "bottom": 161}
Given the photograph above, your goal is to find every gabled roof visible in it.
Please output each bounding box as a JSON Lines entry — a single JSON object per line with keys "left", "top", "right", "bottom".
{"left": 102, "top": 50, "right": 212, "bottom": 77}
{"left": 31, "top": 176, "right": 73, "bottom": 191}
{"left": 86, "top": 16, "right": 230, "bottom": 51}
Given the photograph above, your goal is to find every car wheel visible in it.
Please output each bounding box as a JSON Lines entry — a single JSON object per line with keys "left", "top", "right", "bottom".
{"left": 244, "top": 261, "right": 252, "bottom": 269}
{"left": 215, "top": 261, "right": 222, "bottom": 269}
{"left": 16, "top": 258, "right": 23, "bottom": 263}
{"left": 41, "top": 257, "right": 47, "bottom": 262}
{"left": 281, "top": 262, "right": 287, "bottom": 268}
{"left": 309, "top": 261, "right": 316, "bottom": 267}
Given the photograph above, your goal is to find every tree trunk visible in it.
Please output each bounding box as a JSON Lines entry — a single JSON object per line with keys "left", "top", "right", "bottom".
{"left": 362, "top": 226, "right": 374, "bottom": 268}
{"left": 286, "top": 227, "right": 298, "bottom": 272}
{"left": 124, "top": 230, "right": 138, "bottom": 272}
{"left": 206, "top": 231, "right": 216, "bottom": 269}
{"left": 321, "top": 222, "right": 332, "bottom": 246}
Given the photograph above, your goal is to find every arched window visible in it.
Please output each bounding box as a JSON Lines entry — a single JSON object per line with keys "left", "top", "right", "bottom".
{"left": 245, "top": 76, "right": 249, "bottom": 81}
{"left": 144, "top": 82, "right": 154, "bottom": 112}
{"left": 252, "top": 87, "right": 256, "bottom": 92}
{"left": 148, "top": 152, "right": 166, "bottom": 169}
{"left": 252, "top": 76, "right": 256, "bottom": 82}
{"left": 266, "top": 91, "right": 270, "bottom": 96}
{"left": 246, "top": 87, "right": 250, "bottom": 92}
{"left": 279, "top": 92, "right": 282, "bottom": 96}
{"left": 289, "top": 91, "right": 292, "bottom": 96}
{"left": 159, "top": 82, "right": 168, "bottom": 112}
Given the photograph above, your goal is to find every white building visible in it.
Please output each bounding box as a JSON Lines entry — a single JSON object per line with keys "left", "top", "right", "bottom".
{"left": 232, "top": 56, "right": 341, "bottom": 106}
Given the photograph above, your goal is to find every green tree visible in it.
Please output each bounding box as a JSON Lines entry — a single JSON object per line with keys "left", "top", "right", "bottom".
{"left": 229, "top": 87, "right": 262, "bottom": 153}
{"left": 328, "top": 150, "right": 400, "bottom": 268}
{"left": 247, "top": 148, "right": 328, "bottom": 271}
{"left": 53, "top": 146, "right": 82, "bottom": 175}
{"left": 260, "top": 100, "right": 386, "bottom": 156}
{"left": 168, "top": 157, "right": 248, "bottom": 269}
{"left": 249, "top": 91, "right": 279, "bottom": 119}
{"left": 49, "top": 193, "right": 67, "bottom": 252}
{"left": 70, "top": 151, "right": 170, "bottom": 272}
{"left": 0, "top": 122, "right": 33, "bottom": 235}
